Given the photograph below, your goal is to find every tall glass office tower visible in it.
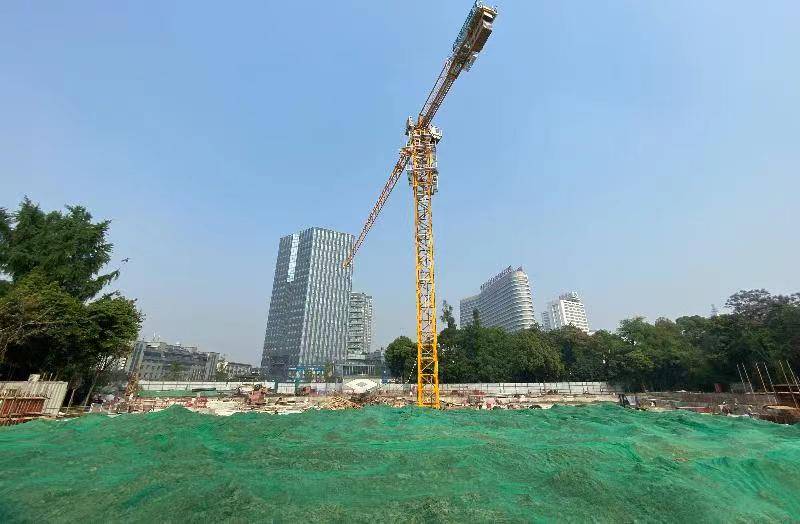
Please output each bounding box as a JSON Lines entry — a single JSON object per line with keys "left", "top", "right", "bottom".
{"left": 261, "top": 227, "right": 354, "bottom": 379}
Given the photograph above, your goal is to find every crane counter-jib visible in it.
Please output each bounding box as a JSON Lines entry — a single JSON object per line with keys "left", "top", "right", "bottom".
{"left": 453, "top": 2, "right": 498, "bottom": 54}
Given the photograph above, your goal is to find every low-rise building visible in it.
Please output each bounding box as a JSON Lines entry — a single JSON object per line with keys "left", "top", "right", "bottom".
{"left": 336, "top": 350, "right": 384, "bottom": 378}
{"left": 125, "top": 340, "right": 219, "bottom": 381}
{"left": 221, "top": 361, "right": 253, "bottom": 379}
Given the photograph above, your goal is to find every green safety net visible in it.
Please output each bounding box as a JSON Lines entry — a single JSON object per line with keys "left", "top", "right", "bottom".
{"left": 0, "top": 404, "right": 798, "bottom": 522}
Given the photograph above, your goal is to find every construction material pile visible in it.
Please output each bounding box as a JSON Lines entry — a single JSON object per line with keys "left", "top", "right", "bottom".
{"left": 1, "top": 404, "right": 799, "bottom": 521}
{"left": 318, "top": 395, "right": 361, "bottom": 410}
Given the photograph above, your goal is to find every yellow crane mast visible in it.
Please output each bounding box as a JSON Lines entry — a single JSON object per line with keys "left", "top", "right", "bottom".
{"left": 343, "top": 3, "right": 498, "bottom": 408}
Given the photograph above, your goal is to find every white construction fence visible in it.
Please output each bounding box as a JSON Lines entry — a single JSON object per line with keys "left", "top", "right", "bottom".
{"left": 139, "top": 380, "right": 620, "bottom": 396}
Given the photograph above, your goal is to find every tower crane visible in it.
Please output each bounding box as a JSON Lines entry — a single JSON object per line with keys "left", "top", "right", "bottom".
{"left": 343, "top": 2, "right": 498, "bottom": 408}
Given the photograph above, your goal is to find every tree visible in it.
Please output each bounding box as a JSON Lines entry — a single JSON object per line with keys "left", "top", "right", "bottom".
{"left": 470, "top": 327, "right": 512, "bottom": 382}
{"left": 215, "top": 357, "right": 229, "bottom": 381}
{"left": 0, "top": 271, "right": 85, "bottom": 368}
{"left": 614, "top": 316, "right": 706, "bottom": 391}
{"left": 670, "top": 291, "right": 800, "bottom": 387}
{"left": 384, "top": 336, "right": 417, "bottom": 382}
{"left": 508, "top": 329, "right": 564, "bottom": 381}
{"left": 589, "top": 330, "right": 629, "bottom": 382}
{"left": 0, "top": 198, "right": 120, "bottom": 301}
{"left": 438, "top": 324, "right": 471, "bottom": 383}
{"left": 0, "top": 198, "right": 143, "bottom": 396}
{"left": 385, "top": 288, "right": 800, "bottom": 392}
{"left": 440, "top": 300, "right": 457, "bottom": 330}
{"left": 165, "top": 362, "right": 185, "bottom": 381}
{"left": 324, "top": 361, "right": 336, "bottom": 382}
{"left": 546, "top": 326, "right": 594, "bottom": 379}
{"left": 725, "top": 289, "right": 800, "bottom": 321}
{"left": 724, "top": 290, "right": 800, "bottom": 369}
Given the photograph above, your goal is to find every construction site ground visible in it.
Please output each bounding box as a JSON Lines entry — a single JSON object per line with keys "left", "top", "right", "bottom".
{"left": 119, "top": 390, "right": 621, "bottom": 416}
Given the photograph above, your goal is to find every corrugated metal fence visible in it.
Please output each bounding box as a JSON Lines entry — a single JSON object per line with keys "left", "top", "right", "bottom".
{"left": 0, "top": 381, "right": 69, "bottom": 415}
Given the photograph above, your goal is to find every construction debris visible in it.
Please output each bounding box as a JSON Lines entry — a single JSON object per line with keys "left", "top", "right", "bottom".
{"left": 93, "top": 384, "right": 621, "bottom": 418}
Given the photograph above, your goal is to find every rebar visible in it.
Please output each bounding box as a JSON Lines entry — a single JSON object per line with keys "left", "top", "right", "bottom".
{"left": 778, "top": 361, "right": 799, "bottom": 409}
{"left": 786, "top": 360, "right": 800, "bottom": 405}
{"left": 754, "top": 363, "right": 767, "bottom": 392}
{"left": 763, "top": 362, "right": 777, "bottom": 393}
{"left": 736, "top": 363, "right": 748, "bottom": 401}
{"left": 742, "top": 364, "right": 755, "bottom": 395}
{"left": 759, "top": 363, "right": 777, "bottom": 405}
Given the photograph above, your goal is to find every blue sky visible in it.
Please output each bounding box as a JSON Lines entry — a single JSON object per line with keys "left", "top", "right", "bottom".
{"left": 2, "top": 1, "right": 798, "bottom": 365}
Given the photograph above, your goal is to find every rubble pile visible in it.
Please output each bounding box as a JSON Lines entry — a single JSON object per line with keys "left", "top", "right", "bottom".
{"left": 319, "top": 395, "right": 361, "bottom": 410}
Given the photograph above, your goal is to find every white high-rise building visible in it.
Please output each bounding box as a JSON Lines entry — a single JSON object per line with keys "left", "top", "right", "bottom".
{"left": 347, "top": 292, "right": 373, "bottom": 355}
{"left": 541, "top": 292, "right": 590, "bottom": 333}
{"left": 459, "top": 266, "right": 535, "bottom": 332}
